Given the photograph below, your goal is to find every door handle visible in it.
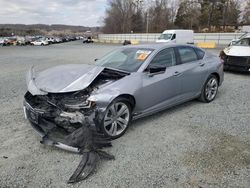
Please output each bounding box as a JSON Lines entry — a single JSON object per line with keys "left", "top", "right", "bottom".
{"left": 199, "top": 62, "right": 205, "bottom": 67}
{"left": 173, "top": 71, "right": 182, "bottom": 76}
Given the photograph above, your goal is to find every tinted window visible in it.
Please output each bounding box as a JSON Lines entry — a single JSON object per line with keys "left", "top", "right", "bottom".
{"left": 195, "top": 48, "right": 205, "bottom": 59}
{"left": 178, "top": 47, "right": 198, "bottom": 63}
{"left": 172, "top": 34, "right": 176, "bottom": 40}
{"left": 149, "top": 48, "right": 176, "bottom": 68}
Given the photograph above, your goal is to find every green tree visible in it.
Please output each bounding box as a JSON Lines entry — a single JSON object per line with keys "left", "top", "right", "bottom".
{"left": 175, "top": 0, "right": 201, "bottom": 30}
{"left": 199, "top": 0, "right": 240, "bottom": 31}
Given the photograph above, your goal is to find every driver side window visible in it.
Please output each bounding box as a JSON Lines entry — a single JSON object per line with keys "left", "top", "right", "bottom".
{"left": 149, "top": 48, "right": 176, "bottom": 68}
{"left": 150, "top": 48, "right": 176, "bottom": 67}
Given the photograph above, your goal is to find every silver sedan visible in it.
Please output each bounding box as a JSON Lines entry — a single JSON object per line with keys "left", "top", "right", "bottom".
{"left": 24, "top": 44, "right": 224, "bottom": 145}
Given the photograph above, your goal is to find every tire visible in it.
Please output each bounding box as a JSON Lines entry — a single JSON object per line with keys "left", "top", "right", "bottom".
{"left": 41, "top": 43, "right": 44, "bottom": 46}
{"left": 199, "top": 75, "right": 219, "bottom": 103}
{"left": 100, "top": 98, "right": 132, "bottom": 139}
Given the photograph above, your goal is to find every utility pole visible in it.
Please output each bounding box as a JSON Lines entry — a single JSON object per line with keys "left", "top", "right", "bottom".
{"left": 146, "top": 12, "right": 149, "bottom": 33}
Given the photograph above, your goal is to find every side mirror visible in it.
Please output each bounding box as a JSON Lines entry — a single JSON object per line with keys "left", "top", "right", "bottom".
{"left": 147, "top": 65, "right": 166, "bottom": 76}
{"left": 94, "top": 58, "right": 98, "bottom": 62}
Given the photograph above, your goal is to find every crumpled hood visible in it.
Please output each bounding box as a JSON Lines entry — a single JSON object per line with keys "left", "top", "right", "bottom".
{"left": 27, "top": 64, "right": 104, "bottom": 95}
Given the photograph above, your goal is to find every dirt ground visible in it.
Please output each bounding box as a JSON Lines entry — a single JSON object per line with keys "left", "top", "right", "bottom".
{"left": 0, "top": 41, "right": 249, "bottom": 188}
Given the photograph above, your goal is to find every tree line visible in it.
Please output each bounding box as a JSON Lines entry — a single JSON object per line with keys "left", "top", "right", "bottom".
{"left": 0, "top": 24, "right": 101, "bottom": 37}
{"left": 102, "top": 0, "right": 250, "bottom": 33}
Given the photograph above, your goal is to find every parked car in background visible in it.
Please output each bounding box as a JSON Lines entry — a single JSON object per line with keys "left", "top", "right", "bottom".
{"left": 46, "top": 37, "right": 55, "bottom": 44}
{"left": 0, "top": 38, "right": 5, "bottom": 46}
{"left": 16, "top": 36, "right": 26, "bottom": 46}
{"left": 24, "top": 43, "right": 224, "bottom": 152}
{"left": 221, "top": 33, "right": 250, "bottom": 72}
{"left": 4, "top": 37, "right": 17, "bottom": 46}
{"left": 83, "top": 37, "right": 94, "bottom": 43}
{"left": 30, "top": 38, "right": 49, "bottom": 46}
{"left": 54, "top": 37, "right": 63, "bottom": 43}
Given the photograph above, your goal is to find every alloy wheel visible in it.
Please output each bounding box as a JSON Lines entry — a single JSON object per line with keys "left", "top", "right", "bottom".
{"left": 103, "top": 102, "right": 130, "bottom": 137}
{"left": 205, "top": 77, "right": 218, "bottom": 101}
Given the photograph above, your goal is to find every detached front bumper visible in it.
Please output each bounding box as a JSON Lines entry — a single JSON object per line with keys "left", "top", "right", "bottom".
{"left": 224, "top": 56, "right": 250, "bottom": 72}
{"left": 23, "top": 100, "right": 99, "bottom": 152}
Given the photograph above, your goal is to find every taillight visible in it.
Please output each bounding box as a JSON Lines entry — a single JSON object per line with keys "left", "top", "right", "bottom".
{"left": 220, "top": 58, "right": 224, "bottom": 64}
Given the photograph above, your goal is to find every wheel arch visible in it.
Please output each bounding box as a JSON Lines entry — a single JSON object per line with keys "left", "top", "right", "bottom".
{"left": 211, "top": 72, "right": 220, "bottom": 84}
{"left": 114, "top": 94, "right": 136, "bottom": 111}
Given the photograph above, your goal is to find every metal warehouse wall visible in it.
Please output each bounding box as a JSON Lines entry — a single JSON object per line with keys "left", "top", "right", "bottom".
{"left": 98, "top": 33, "right": 244, "bottom": 45}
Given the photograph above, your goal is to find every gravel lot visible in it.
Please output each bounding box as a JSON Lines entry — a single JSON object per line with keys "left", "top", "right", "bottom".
{"left": 0, "top": 41, "right": 249, "bottom": 188}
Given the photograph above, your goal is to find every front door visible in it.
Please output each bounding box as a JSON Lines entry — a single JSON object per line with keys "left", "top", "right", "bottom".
{"left": 141, "top": 48, "right": 181, "bottom": 112}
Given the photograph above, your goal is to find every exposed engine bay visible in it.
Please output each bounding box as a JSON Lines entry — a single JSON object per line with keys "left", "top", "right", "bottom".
{"left": 24, "top": 68, "right": 129, "bottom": 183}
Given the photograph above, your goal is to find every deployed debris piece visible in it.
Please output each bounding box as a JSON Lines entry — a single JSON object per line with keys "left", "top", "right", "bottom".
{"left": 40, "top": 122, "right": 115, "bottom": 184}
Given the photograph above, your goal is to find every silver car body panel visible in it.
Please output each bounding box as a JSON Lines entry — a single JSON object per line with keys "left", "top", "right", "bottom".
{"left": 26, "top": 44, "right": 224, "bottom": 119}
{"left": 27, "top": 64, "right": 104, "bottom": 95}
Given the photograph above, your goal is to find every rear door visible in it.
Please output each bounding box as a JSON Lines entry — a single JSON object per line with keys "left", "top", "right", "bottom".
{"left": 175, "top": 46, "right": 207, "bottom": 99}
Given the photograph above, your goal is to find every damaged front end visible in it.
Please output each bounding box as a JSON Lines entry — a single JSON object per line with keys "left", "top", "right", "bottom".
{"left": 24, "top": 90, "right": 96, "bottom": 150}
{"left": 23, "top": 65, "right": 129, "bottom": 183}
{"left": 24, "top": 90, "right": 116, "bottom": 183}
{"left": 24, "top": 66, "right": 129, "bottom": 148}
{"left": 221, "top": 46, "right": 250, "bottom": 72}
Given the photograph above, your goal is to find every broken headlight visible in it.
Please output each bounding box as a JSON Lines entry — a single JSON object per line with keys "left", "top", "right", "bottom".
{"left": 64, "top": 100, "right": 96, "bottom": 110}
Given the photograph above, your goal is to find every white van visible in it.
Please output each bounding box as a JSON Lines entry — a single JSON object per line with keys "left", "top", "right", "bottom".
{"left": 156, "top": 29, "right": 194, "bottom": 44}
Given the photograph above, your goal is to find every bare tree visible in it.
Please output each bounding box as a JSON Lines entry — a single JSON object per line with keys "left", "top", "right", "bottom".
{"left": 102, "top": 0, "right": 136, "bottom": 33}
{"left": 148, "top": 0, "right": 172, "bottom": 32}
{"left": 102, "top": 0, "right": 147, "bottom": 33}
{"left": 242, "top": 0, "right": 250, "bottom": 24}
{"left": 169, "top": 0, "right": 180, "bottom": 25}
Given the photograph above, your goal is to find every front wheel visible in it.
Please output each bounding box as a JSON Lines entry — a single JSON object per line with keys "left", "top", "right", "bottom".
{"left": 199, "top": 75, "right": 219, "bottom": 103}
{"left": 101, "top": 98, "right": 132, "bottom": 139}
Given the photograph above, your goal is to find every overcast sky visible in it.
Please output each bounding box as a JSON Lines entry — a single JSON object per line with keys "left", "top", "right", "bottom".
{"left": 0, "top": 0, "right": 107, "bottom": 26}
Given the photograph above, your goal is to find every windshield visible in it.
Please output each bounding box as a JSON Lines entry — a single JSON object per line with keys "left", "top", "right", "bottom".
{"left": 158, "top": 34, "right": 173, "bottom": 40}
{"left": 239, "top": 32, "right": 250, "bottom": 39}
{"left": 95, "top": 48, "right": 154, "bottom": 72}
{"left": 234, "top": 38, "right": 250, "bottom": 46}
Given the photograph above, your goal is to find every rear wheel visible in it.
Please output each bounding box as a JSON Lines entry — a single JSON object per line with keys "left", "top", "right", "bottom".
{"left": 199, "top": 75, "right": 218, "bottom": 103}
{"left": 101, "top": 98, "right": 132, "bottom": 139}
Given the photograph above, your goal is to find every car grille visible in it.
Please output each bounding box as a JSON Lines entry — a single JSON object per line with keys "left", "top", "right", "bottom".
{"left": 226, "top": 56, "right": 250, "bottom": 66}
{"left": 24, "top": 92, "right": 59, "bottom": 117}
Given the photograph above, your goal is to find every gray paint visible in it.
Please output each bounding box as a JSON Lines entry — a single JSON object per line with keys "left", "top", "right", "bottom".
{"left": 26, "top": 44, "right": 224, "bottom": 119}
{"left": 27, "top": 64, "right": 104, "bottom": 95}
